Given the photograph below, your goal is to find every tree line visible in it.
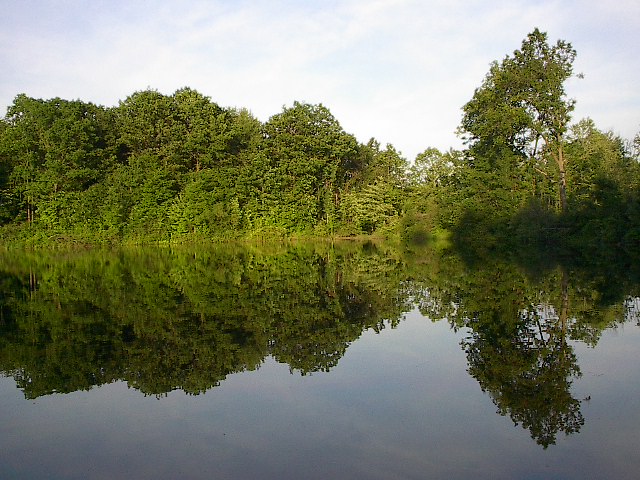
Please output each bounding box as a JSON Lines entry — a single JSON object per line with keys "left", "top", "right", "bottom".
{"left": 0, "top": 86, "right": 410, "bottom": 244}
{"left": 1, "top": 29, "right": 638, "bottom": 252}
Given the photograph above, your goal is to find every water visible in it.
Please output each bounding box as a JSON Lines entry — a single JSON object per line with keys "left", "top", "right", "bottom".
{"left": 0, "top": 243, "right": 638, "bottom": 479}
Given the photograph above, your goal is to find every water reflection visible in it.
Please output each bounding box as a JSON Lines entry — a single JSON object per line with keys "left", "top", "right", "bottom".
{"left": 0, "top": 243, "right": 410, "bottom": 398}
{"left": 414, "top": 250, "right": 639, "bottom": 447}
{"left": 0, "top": 242, "right": 637, "bottom": 450}
{"left": 450, "top": 269, "right": 583, "bottom": 449}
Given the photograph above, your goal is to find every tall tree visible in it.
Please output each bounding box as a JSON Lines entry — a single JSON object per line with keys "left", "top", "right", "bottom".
{"left": 460, "top": 28, "right": 577, "bottom": 212}
{"left": 0, "top": 95, "right": 113, "bottom": 226}
{"left": 257, "top": 102, "right": 359, "bottom": 232}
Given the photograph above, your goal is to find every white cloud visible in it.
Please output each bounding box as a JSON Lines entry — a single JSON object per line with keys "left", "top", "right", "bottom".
{"left": 1, "top": 0, "right": 638, "bottom": 160}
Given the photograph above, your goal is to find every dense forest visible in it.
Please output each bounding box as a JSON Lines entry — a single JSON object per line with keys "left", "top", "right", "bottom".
{"left": 0, "top": 29, "right": 638, "bottom": 253}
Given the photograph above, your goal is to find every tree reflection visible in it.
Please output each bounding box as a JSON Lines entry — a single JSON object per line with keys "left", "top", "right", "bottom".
{"left": 0, "top": 243, "right": 411, "bottom": 398}
{"left": 0, "top": 242, "right": 637, "bottom": 450}
{"left": 413, "top": 249, "right": 637, "bottom": 448}
{"left": 462, "top": 270, "right": 583, "bottom": 448}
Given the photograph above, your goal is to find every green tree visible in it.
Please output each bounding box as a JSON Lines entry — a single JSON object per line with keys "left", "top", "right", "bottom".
{"left": 168, "top": 168, "right": 242, "bottom": 238}
{"left": 0, "top": 95, "right": 115, "bottom": 228}
{"left": 566, "top": 119, "right": 637, "bottom": 206}
{"left": 459, "top": 28, "right": 577, "bottom": 213}
{"left": 0, "top": 120, "right": 21, "bottom": 223}
{"left": 252, "top": 102, "right": 359, "bottom": 233}
{"left": 409, "top": 148, "right": 451, "bottom": 188}
{"left": 563, "top": 119, "right": 640, "bottom": 249}
{"left": 353, "top": 139, "right": 408, "bottom": 188}
{"left": 115, "top": 89, "right": 176, "bottom": 162}
{"left": 401, "top": 148, "right": 460, "bottom": 243}
{"left": 340, "top": 181, "right": 399, "bottom": 234}
{"left": 337, "top": 140, "right": 408, "bottom": 235}
{"left": 170, "top": 87, "right": 226, "bottom": 172}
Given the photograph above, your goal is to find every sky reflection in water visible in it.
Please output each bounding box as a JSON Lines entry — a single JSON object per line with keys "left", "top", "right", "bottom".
{"left": 0, "top": 245, "right": 638, "bottom": 479}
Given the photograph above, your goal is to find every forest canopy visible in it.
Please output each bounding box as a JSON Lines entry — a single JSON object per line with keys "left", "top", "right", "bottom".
{"left": 0, "top": 29, "right": 638, "bottom": 252}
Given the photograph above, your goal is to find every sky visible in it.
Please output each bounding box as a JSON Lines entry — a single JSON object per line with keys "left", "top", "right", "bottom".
{"left": 1, "top": 0, "right": 638, "bottom": 161}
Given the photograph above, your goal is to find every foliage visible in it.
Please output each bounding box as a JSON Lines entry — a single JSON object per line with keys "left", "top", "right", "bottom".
{"left": 0, "top": 31, "right": 637, "bottom": 252}
{"left": 437, "top": 29, "right": 639, "bottom": 255}
{"left": 459, "top": 28, "right": 576, "bottom": 213}
{"left": 0, "top": 93, "right": 412, "bottom": 243}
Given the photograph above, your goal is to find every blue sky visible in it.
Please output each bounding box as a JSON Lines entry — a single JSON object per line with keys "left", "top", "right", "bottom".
{"left": 1, "top": 0, "right": 638, "bottom": 160}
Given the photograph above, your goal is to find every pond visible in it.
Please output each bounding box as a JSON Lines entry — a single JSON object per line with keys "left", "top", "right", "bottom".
{"left": 0, "top": 242, "right": 638, "bottom": 479}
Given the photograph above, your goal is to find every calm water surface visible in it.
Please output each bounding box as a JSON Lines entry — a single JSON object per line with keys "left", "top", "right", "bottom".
{"left": 0, "top": 243, "right": 638, "bottom": 479}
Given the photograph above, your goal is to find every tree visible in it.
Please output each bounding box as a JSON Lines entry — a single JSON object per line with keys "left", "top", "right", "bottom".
{"left": 409, "top": 147, "right": 458, "bottom": 189}
{"left": 0, "top": 120, "right": 20, "bottom": 223}
{"left": 460, "top": 28, "right": 577, "bottom": 212}
{"left": 563, "top": 119, "right": 640, "bottom": 248}
{"left": 0, "top": 95, "right": 114, "bottom": 227}
{"left": 340, "top": 180, "right": 399, "bottom": 234}
{"left": 115, "top": 89, "right": 176, "bottom": 161}
{"left": 171, "top": 87, "right": 226, "bottom": 172}
{"left": 566, "top": 119, "right": 630, "bottom": 206}
{"left": 354, "top": 139, "right": 408, "bottom": 187}
{"left": 256, "top": 102, "right": 359, "bottom": 232}
{"left": 631, "top": 131, "right": 640, "bottom": 162}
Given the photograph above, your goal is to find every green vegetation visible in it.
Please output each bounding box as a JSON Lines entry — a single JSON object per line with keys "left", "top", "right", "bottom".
{"left": 1, "top": 29, "right": 637, "bottom": 252}
{"left": 0, "top": 92, "right": 407, "bottom": 246}
{"left": 447, "top": 30, "right": 640, "bottom": 256}
{"left": 0, "top": 29, "right": 638, "bottom": 456}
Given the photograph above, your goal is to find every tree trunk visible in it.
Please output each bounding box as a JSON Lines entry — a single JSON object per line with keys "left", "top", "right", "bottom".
{"left": 557, "top": 141, "right": 568, "bottom": 213}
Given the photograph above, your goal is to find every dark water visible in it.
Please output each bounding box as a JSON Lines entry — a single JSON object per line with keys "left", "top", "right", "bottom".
{"left": 0, "top": 243, "right": 638, "bottom": 479}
